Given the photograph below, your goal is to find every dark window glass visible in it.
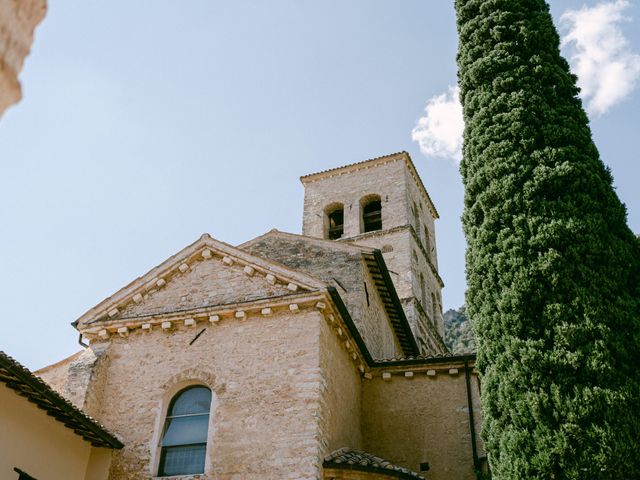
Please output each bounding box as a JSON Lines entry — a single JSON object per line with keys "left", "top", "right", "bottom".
{"left": 159, "top": 386, "right": 212, "bottom": 477}
{"left": 327, "top": 209, "right": 344, "bottom": 239}
{"left": 363, "top": 200, "right": 382, "bottom": 232}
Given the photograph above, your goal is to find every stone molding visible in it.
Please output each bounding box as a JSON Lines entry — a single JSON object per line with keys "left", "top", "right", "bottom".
{"left": 82, "top": 291, "right": 326, "bottom": 339}
{"left": 81, "top": 289, "right": 372, "bottom": 378}
{"left": 75, "top": 233, "right": 328, "bottom": 329}
{"left": 159, "top": 368, "right": 218, "bottom": 393}
{"left": 364, "top": 359, "right": 478, "bottom": 381}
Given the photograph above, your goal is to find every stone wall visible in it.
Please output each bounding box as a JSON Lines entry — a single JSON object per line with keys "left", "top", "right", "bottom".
{"left": 117, "top": 256, "right": 292, "bottom": 319}
{"left": 318, "top": 310, "right": 363, "bottom": 457}
{"left": 362, "top": 363, "right": 484, "bottom": 480}
{"left": 241, "top": 232, "right": 402, "bottom": 360}
{"left": 36, "top": 344, "right": 112, "bottom": 416}
{"left": 35, "top": 351, "right": 81, "bottom": 399}
{"left": 84, "top": 308, "right": 327, "bottom": 479}
{"left": 301, "top": 154, "right": 445, "bottom": 355}
{"left": 302, "top": 157, "right": 410, "bottom": 240}
{"left": 402, "top": 166, "right": 437, "bottom": 270}
{"left": 349, "top": 228, "right": 445, "bottom": 353}
{"left": 0, "top": 0, "right": 46, "bottom": 116}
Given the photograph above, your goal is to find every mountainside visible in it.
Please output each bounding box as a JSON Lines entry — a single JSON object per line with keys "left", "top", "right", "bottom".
{"left": 443, "top": 307, "right": 476, "bottom": 354}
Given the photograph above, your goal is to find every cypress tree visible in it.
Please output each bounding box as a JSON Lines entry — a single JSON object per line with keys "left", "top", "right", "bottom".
{"left": 454, "top": 1, "right": 640, "bottom": 478}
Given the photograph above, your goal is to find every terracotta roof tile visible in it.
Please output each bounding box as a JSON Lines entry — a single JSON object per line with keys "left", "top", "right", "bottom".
{"left": 374, "top": 352, "right": 476, "bottom": 364}
{"left": 324, "top": 448, "right": 425, "bottom": 479}
{"left": 0, "top": 350, "right": 123, "bottom": 449}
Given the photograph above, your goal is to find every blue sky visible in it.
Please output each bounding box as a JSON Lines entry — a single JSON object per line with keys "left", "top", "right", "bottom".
{"left": 2, "top": 1, "right": 639, "bottom": 370}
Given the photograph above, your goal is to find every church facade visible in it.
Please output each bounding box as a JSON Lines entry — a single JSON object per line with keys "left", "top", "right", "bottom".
{"left": 37, "top": 152, "right": 484, "bottom": 480}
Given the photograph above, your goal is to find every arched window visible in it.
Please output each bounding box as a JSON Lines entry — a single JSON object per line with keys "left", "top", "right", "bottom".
{"left": 159, "top": 386, "right": 212, "bottom": 477}
{"left": 362, "top": 196, "right": 382, "bottom": 232}
{"left": 326, "top": 204, "right": 344, "bottom": 240}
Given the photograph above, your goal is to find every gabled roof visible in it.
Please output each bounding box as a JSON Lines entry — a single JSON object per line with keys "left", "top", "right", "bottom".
{"left": 0, "top": 351, "right": 123, "bottom": 449}
{"left": 324, "top": 448, "right": 425, "bottom": 479}
{"left": 240, "top": 230, "right": 420, "bottom": 357}
{"left": 74, "top": 233, "right": 328, "bottom": 329}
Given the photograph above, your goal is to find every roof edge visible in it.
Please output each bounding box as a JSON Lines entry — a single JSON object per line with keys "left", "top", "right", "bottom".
{"left": 372, "top": 353, "right": 476, "bottom": 367}
{"left": 327, "top": 287, "right": 375, "bottom": 366}
{"left": 323, "top": 448, "right": 425, "bottom": 480}
{"left": 370, "top": 250, "right": 420, "bottom": 357}
{"left": 75, "top": 233, "right": 329, "bottom": 329}
{"left": 299, "top": 151, "right": 439, "bottom": 219}
{"left": 323, "top": 462, "right": 423, "bottom": 480}
{"left": 300, "top": 151, "right": 407, "bottom": 182}
{"left": 0, "top": 351, "right": 123, "bottom": 449}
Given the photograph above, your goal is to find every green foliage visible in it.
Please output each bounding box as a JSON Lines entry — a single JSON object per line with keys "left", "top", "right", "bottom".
{"left": 444, "top": 306, "right": 476, "bottom": 353}
{"left": 454, "top": 1, "right": 640, "bottom": 478}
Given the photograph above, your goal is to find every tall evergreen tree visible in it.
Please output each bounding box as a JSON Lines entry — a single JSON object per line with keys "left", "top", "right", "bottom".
{"left": 454, "top": 1, "right": 640, "bottom": 478}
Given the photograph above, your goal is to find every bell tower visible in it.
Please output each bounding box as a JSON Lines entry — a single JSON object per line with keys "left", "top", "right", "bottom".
{"left": 300, "top": 152, "right": 447, "bottom": 354}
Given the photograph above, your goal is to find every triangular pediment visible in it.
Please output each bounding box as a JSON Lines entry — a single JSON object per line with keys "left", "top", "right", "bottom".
{"left": 117, "top": 257, "right": 295, "bottom": 318}
{"left": 76, "top": 234, "right": 327, "bottom": 330}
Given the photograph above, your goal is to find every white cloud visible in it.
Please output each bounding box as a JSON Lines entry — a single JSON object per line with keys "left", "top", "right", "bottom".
{"left": 411, "top": 85, "right": 464, "bottom": 163}
{"left": 413, "top": 1, "right": 640, "bottom": 161}
{"left": 561, "top": 0, "right": 640, "bottom": 116}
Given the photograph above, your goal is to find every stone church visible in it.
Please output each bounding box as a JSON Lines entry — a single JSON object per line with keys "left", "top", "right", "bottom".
{"left": 37, "top": 152, "right": 484, "bottom": 479}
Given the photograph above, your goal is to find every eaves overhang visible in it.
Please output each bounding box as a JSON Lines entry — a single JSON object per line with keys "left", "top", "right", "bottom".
{"left": 327, "top": 286, "right": 476, "bottom": 369}
{"left": 0, "top": 351, "right": 123, "bottom": 449}
{"left": 372, "top": 352, "right": 477, "bottom": 368}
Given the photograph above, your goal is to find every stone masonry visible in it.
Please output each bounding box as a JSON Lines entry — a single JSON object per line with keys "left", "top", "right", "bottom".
{"left": 37, "top": 153, "right": 483, "bottom": 480}
{"left": 300, "top": 152, "right": 446, "bottom": 354}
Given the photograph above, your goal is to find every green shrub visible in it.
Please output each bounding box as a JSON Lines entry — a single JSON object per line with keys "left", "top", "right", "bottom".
{"left": 454, "top": 1, "right": 640, "bottom": 478}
